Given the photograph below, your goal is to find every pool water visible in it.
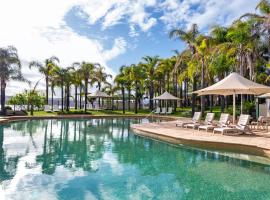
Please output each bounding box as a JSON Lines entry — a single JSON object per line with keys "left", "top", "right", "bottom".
{"left": 1, "top": 118, "right": 270, "bottom": 200}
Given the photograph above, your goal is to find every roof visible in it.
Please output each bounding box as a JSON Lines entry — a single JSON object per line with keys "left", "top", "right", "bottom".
{"left": 88, "top": 90, "right": 110, "bottom": 98}
{"left": 153, "top": 91, "right": 179, "bottom": 100}
{"left": 194, "top": 73, "right": 270, "bottom": 96}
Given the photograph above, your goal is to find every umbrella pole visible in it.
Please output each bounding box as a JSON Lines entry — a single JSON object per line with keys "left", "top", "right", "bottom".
{"left": 241, "top": 94, "right": 243, "bottom": 114}
{"left": 233, "top": 93, "right": 236, "bottom": 124}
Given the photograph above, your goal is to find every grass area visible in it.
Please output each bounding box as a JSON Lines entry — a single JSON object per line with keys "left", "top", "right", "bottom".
{"left": 28, "top": 106, "right": 240, "bottom": 119}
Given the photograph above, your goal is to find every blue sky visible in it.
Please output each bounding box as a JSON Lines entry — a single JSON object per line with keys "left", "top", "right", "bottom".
{"left": 0, "top": 0, "right": 260, "bottom": 94}
{"left": 64, "top": 4, "right": 182, "bottom": 72}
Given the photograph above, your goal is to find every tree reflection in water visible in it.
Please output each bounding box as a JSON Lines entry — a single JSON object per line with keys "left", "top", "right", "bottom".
{"left": 1, "top": 118, "right": 270, "bottom": 199}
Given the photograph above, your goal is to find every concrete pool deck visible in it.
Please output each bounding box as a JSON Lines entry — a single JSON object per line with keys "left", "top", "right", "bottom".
{"left": 131, "top": 120, "right": 270, "bottom": 160}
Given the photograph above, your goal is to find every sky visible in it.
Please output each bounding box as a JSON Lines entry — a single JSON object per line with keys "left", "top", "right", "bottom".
{"left": 0, "top": 0, "right": 260, "bottom": 96}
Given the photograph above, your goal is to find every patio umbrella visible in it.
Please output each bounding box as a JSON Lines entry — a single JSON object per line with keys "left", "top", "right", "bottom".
{"left": 153, "top": 91, "right": 180, "bottom": 100}
{"left": 258, "top": 93, "right": 270, "bottom": 98}
{"left": 194, "top": 72, "right": 270, "bottom": 123}
{"left": 153, "top": 91, "right": 179, "bottom": 109}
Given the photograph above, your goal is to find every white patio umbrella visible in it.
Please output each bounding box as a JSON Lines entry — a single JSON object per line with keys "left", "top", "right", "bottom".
{"left": 194, "top": 72, "right": 270, "bottom": 123}
{"left": 258, "top": 93, "right": 270, "bottom": 98}
{"left": 153, "top": 91, "right": 179, "bottom": 109}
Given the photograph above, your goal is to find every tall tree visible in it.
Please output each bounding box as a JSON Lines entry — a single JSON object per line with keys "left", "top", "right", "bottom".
{"left": 78, "top": 62, "right": 97, "bottom": 112}
{"left": 131, "top": 64, "right": 145, "bottom": 114}
{"left": 141, "top": 56, "right": 159, "bottom": 110}
{"left": 29, "top": 56, "right": 59, "bottom": 104}
{"left": 170, "top": 24, "right": 200, "bottom": 115}
{"left": 0, "top": 46, "right": 24, "bottom": 115}
{"left": 114, "top": 66, "right": 127, "bottom": 114}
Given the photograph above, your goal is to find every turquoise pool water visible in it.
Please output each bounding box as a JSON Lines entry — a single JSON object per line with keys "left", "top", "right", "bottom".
{"left": 1, "top": 118, "right": 270, "bottom": 200}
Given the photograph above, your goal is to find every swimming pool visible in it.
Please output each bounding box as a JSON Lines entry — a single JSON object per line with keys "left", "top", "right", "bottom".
{"left": 1, "top": 118, "right": 270, "bottom": 199}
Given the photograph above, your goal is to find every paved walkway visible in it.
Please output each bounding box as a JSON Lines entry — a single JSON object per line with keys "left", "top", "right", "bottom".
{"left": 131, "top": 120, "right": 270, "bottom": 159}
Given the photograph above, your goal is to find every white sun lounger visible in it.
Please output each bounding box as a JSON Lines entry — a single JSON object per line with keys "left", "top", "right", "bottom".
{"left": 184, "top": 112, "right": 215, "bottom": 129}
{"left": 53, "top": 105, "right": 60, "bottom": 112}
{"left": 160, "top": 107, "right": 167, "bottom": 115}
{"left": 166, "top": 107, "right": 173, "bottom": 115}
{"left": 44, "top": 105, "right": 51, "bottom": 112}
{"left": 213, "top": 114, "right": 251, "bottom": 135}
{"left": 198, "top": 113, "right": 230, "bottom": 132}
{"left": 176, "top": 112, "right": 201, "bottom": 127}
{"left": 154, "top": 107, "right": 161, "bottom": 114}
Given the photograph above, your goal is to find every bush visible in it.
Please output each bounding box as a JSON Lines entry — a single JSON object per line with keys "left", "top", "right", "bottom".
{"left": 243, "top": 101, "right": 255, "bottom": 115}
{"left": 5, "top": 106, "right": 12, "bottom": 110}
{"left": 57, "top": 110, "right": 92, "bottom": 115}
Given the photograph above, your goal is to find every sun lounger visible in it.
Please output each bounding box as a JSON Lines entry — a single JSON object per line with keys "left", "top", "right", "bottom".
{"left": 166, "top": 107, "right": 173, "bottom": 115}
{"left": 198, "top": 113, "right": 230, "bottom": 132}
{"left": 213, "top": 114, "right": 251, "bottom": 135}
{"left": 160, "top": 107, "right": 167, "bottom": 115}
{"left": 44, "top": 105, "right": 51, "bottom": 112}
{"left": 176, "top": 112, "right": 201, "bottom": 127}
{"left": 154, "top": 107, "right": 161, "bottom": 114}
{"left": 184, "top": 112, "right": 215, "bottom": 129}
{"left": 250, "top": 116, "right": 270, "bottom": 131}
{"left": 53, "top": 105, "right": 60, "bottom": 112}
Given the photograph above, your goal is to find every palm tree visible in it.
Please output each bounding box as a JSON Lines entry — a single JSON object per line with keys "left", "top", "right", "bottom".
{"left": 70, "top": 64, "right": 82, "bottom": 110}
{"left": 130, "top": 64, "right": 145, "bottom": 114}
{"left": 78, "top": 62, "right": 97, "bottom": 112}
{"left": 114, "top": 66, "right": 127, "bottom": 114}
{"left": 53, "top": 66, "right": 71, "bottom": 111}
{"left": 141, "top": 56, "right": 159, "bottom": 110}
{"left": 240, "top": 0, "right": 270, "bottom": 55}
{"left": 29, "top": 56, "right": 59, "bottom": 104}
{"left": 0, "top": 46, "right": 24, "bottom": 115}
{"left": 122, "top": 66, "right": 133, "bottom": 111}
{"left": 170, "top": 24, "right": 200, "bottom": 115}
{"left": 93, "top": 65, "right": 112, "bottom": 107}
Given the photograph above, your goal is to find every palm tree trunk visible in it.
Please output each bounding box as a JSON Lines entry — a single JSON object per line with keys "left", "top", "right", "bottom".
{"left": 128, "top": 89, "right": 131, "bottom": 111}
{"left": 51, "top": 85, "right": 54, "bottom": 109}
{"left": 79, "top": 84, "right": 82, "bottom": 109}
{"left": 0, "top": 79, "right": 6, "bottom": 115}
{"left": 149, "top": 81, "right": 154, "bottom": 110}
{"left": 45, "top": 76, "right": 49, "bottom": 104}
{"left": 61, "top": 83, "right": 64, "bottom": 112}
{"left": 66, "top": 84, "right": 70, "bottom": 111}
{"left": 179, "top": 82, "right": 183, "bottom": 107}
{"left": 84, "top": 79, "right": 88, "bottom": 113}
{"left": 135, "top": 81, "right": 138, "bottom": 114}
{"left": 191, "top": 80, "right": 197, "bottom": 115}
{"left": 75, "top": 85, "right": 78, "bottom": 110}
{"left": 98, "top": 83, "right": 101, "bottom": 107}
{"left": 201, "top": 58, "right": 205, "bottom": 116}
{"left": 121, "top": 86, "right": 125, "bottom": 114}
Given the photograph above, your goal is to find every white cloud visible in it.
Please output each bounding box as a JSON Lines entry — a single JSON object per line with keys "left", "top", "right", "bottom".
{"left": 102, "top": 37, "right": 127, "bottom": 61}
{"left": 159, "top": 0, "right": 261, "bottom": 30}
{"left": 78, "top": 0, "right": 157, "bottom": 32}
{"left": 0, "top": 0, "right": 124, "bottom": 95}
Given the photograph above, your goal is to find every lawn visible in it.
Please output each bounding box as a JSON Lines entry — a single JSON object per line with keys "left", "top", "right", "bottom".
{"left": 29, "top": 106, "right": 235, "bottom": 119}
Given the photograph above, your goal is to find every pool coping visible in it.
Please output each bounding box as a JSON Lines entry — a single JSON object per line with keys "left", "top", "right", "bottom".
{"left": 0, "top": 114, "right": 177, "bottom": 124}
{"left": 131, "top": 121, "right": 270, "bottom": 161}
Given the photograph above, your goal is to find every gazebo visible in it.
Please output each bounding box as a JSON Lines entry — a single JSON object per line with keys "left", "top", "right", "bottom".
{"left": 194, "top": 73, "right": 270, "bottom": 123}
{"left": 88, "top": 91, "right": 111, "bottom": 109}
{"left": 153, "top": 91, "right": 179, "bottom": 109}
{"left": 89, "top": 90, "right": 110, "bottom": 98}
